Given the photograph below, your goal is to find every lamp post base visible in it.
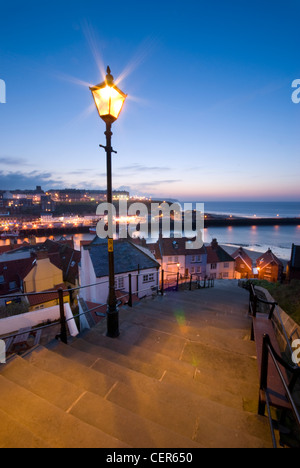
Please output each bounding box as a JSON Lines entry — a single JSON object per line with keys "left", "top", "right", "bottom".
{"left": 106, "top": 307, "right": 120, "bottom": 338}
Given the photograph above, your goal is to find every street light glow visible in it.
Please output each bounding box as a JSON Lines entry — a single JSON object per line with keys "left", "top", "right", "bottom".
{"left": 90, "top": 67, "right": 127, "bottom": 124}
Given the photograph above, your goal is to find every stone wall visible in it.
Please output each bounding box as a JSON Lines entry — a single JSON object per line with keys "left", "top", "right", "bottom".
{"left": 255, "top": 285, "right": 300, "bottom": 356}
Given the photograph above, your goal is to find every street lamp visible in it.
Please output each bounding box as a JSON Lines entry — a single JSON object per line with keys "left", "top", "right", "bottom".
{"left": 90, "top": 66, "right": 127, "bottom": 338}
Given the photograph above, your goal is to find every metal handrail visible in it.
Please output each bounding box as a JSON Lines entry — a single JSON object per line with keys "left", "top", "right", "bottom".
{"left": 248, "top": 283, "right": 295, "bottom": 359}
{"left": 0, "top": 266, "right": 207, "bottom": 348}
{"left": 261, "top": 334, "right": 300, "bottom": 448}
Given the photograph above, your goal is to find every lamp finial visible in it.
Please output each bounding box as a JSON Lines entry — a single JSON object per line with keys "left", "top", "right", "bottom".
{"left": 106, "top": 66, "right": 114, "bottom": 85}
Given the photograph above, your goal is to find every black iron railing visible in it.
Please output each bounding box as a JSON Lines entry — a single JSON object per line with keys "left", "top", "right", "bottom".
{"left": 242, "top": 280, "right": 300, "bottom": 447}
{"left": 1, "top": 267, "right": 212, "bottom": 349}
{"left": 261, "top": 334, "right": 300, "bottom": 448}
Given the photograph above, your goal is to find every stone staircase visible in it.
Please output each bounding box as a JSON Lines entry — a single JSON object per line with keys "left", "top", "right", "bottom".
{"left": 0, "top": 280, "right": 273, "bottom": 448}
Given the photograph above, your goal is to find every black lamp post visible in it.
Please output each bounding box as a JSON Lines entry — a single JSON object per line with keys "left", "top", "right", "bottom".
{"left": 90, "top": 67, "right": 127, "bottom": 338}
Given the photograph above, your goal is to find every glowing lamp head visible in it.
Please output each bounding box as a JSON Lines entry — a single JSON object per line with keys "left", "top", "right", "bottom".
{"left": 90, "top": 66, "right": 127, "bottom": 124}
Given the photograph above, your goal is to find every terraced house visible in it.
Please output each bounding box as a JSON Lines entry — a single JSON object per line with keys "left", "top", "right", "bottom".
{"left": 206, "top": 239, "right": 235, "bottom": 280}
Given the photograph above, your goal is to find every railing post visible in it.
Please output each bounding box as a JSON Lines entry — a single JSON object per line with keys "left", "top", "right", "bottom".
{"left": 189, "top": 274, "right": 192, "bottom": 291}
{"left": 128, "top": 274, "right": 133, "bottom": 307}
{"left": 58, "top": 288, "right": 68, "bottom": 345}
{"left": 268, "top": 303, "right": 276, "bottom": 320}
{"left": 253, "top": 295, "right": 258, "bottom": 317}
{"left": 259, "top": 334, "right": 269, "bottom": 415}
{"left": 176, "top": 272, "right": 179, "bottom": 291}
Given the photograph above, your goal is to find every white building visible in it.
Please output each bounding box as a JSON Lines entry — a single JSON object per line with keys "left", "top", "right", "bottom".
{"left": 79, "top": 238, "right": 160, "bottom": 305}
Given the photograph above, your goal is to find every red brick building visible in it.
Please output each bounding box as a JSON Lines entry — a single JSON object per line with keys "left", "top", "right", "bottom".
{"left": 256, "top": 248, "right": 284, "bottom": 283}
{"left": 232, "top": 247, "right": 253, "bottom": 279}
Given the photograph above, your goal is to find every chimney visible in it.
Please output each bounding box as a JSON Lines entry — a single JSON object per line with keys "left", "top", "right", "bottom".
{"left": 211, "top": 238, "right": 218, "bottom": 250}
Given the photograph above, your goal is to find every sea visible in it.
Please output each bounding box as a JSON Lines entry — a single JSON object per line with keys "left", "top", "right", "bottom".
{"left": 0, "top": 202, "right": 299, "bottom": 261}
{"left": 181, "top": 201, "right": 300, "bottom": 261}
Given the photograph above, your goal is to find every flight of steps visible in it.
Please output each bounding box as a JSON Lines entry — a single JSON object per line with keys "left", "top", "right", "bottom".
{"left": 0, "top": 281, "right": 272, "bottom": 448}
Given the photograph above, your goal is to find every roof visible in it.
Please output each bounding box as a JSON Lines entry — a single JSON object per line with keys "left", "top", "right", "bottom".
{"left": 0, "top": 255, "right": 37, "bottom": 296}
{"left": 206, "top": 240, "right": 235, "bottom": 264}
{"left": 26, "top": 285, "right": 69, "bottom": 307}
{"left": 11, "top": 239, "right": 81, "bottom": 285}
{"left": 256, "top": 249, "right": 284, "bottom": 270}
{"left": 159, "top": 237, "right": 206, "bottom": 257}
{"left": 291, "top": 244, "right": 300, "bottom": 269}
{"left": 84, "top": 238, "right": 160, "bottom": 278}
{"left": 231, "top": 247, "right": 253, "bottom": 270}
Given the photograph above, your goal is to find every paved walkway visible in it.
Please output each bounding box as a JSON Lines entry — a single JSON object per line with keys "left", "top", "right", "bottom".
{"left": 0, "top": 280, "right": 272, "bottom": 448}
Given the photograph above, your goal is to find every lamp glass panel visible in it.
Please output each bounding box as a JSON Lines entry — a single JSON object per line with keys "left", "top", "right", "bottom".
{"left": 92, "top": 85, "right": 125, "bottom": 120}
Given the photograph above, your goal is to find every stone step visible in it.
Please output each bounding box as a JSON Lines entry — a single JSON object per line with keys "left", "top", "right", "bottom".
{"left": 87, "top": 317, "right": 189, "bottom": 361}
{"left": 87, "top": 320, "right": 257, "bottom": 398}
{"left": 88, "top": 327, "right": 256, "bottom": 402}
{"left": 134, "top": 297, "right": 251, "bottom": 329}
{"left": 24, "top": 346, "right": 117, "bottom": 398}
{"left": 104, "top": 371, "right": 271, "bottom": 448}
{"left": 68, "top": 390, "right": 202, "bottom": 448}
{"left": 85, "top": 345, "right": 270, "bottom": 447}
{"left": 119, "top": 308, "right": 255, "bottom": 357}
{"left": 19, "top": 344, "right": 224, "bottom": 447}
{"left": 1, "top": 355, "right": 83, "bottom": 412}
{"left": 116, "top": 321, "right": 189, "bottom": 360}
{"left": 81, "top": 328, "right": 195, "bottom": 378}
{"left": 69, "top": 338, "right": 163, "bottom": 380}
{"left": 43, "top": 339, "right": 245, "bottom": 418}
{"left": 0, "top": 373, "right": 129, "bottom": 448}
{"left": 81, "top": 328, "right": 260, "bottom": 411}
{"left": 180, "top": 339, "right": 259, "bottom": 385}
{"left": 0, "top": 407, "right": 51, "bottom": 448}
{"left": 68, "top": 336, "right": 248, "bottom": 410}
{"left": 140, "top": 293, "right": 250, "bottom": 323}
{"left": 4, "top": 346, "right": 199, "bottom": 443}
{"left": 134, "top": 297, "right": 248, "bottom": 322}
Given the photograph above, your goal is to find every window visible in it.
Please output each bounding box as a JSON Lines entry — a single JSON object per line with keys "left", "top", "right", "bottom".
{"left": 9, "top": 281, "right": 17, "bottom": 291}
{"left": 191, "top": 267, "right": 195, "bottom": 274}
{"left": 143, "top": 273, "right": 155, "bottom": 283}
{"left": 210, "top": 264, "right": 217, "bottom": 270}
{"left": 0, "top": 275, "right": 4, "bottom": 284}
{"left": 192, "top": 255, "right": 202, "bottom": 263}
{"left": 168, "top": 257, "right": 173, "bottom": 263}
{"left": 174, "top": 256, "right": 179, "bottom": 264}
{"left": 223, "top": 272, "right": 229, "bottom": 278}
{"left": 224, "top": 263, "right": 229, "bottom": 269}
{"left": 197, "top": 267, "right": 202, "bottom": 274}
{"left": 115, "top": 277, "right": 125, "bottom": 290}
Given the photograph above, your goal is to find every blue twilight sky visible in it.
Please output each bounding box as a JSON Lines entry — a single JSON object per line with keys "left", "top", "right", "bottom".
{"left": 0, "top": 0, "right": 299, "bottom": 201}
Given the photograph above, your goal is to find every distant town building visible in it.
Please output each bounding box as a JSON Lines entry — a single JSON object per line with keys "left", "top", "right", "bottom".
{"left": 131, "top": 237, "right": 208, "bottom": 281}
{"left": 206, "top": 239, "right": 235, "bottom": 280}
{"left": 256, "top": 248, "right": 284, "bottom": 283}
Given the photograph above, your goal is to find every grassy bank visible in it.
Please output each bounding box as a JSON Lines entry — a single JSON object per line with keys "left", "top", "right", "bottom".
{"left": 251, "top": 279, "right": 300, "bottom": 325}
